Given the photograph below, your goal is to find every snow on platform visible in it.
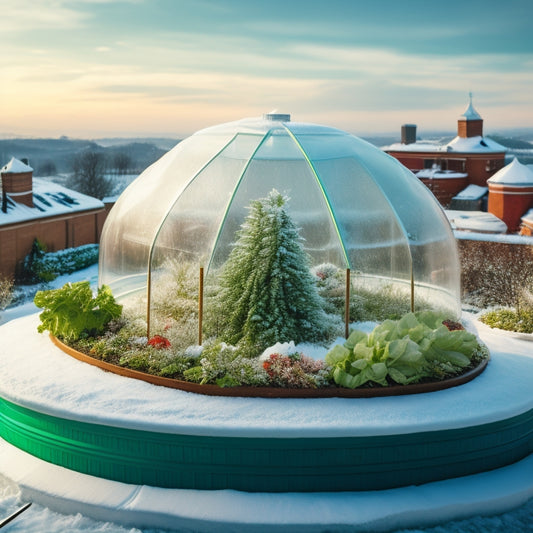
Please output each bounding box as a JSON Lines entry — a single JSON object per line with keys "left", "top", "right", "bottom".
{"left": 0, "top": 439, "right": 531, "bottom": 533}
{"left": 0, "top": 314, "right": 532, "bottom": 438}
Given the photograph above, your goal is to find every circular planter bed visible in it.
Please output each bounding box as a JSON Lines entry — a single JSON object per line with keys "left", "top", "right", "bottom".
{"left": 51, "top": 334, "right": 488, "bottom": 398}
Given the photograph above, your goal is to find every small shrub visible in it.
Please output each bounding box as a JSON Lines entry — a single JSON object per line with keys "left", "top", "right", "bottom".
{"left": 0, "top": 276, "right": 13, "bottom": 310}
{"left": 184, "top": 343, "right": 269, "bottom": 387}
{"left": 480, "top": 308, "right": 533, "bottom": 334}
{"left": 262, "top": 352, "right": 329, "bottom": 388}
{"left": 19, "top": 241, "right": 99, "bottom": 283}
{"left": 459, "top": 240, "right": 533, "bottom": 310}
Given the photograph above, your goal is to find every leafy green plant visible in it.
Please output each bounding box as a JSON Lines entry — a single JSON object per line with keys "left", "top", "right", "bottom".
{"left": 325, "top": 311, "right": 482, "bottom": 388}
{"left": 34, "top": 281, "right": 122, "bottom": 341}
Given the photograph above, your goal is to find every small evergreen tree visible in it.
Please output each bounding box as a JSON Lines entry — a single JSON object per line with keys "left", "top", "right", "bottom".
{"left": 214, "top": 189, "right": 332, "bottom": 350}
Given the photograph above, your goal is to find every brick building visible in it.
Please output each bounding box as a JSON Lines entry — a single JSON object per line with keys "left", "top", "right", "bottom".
{"left": 487, "top": 157, "right": 533, "bottom": 233}
{"left": 1, "top": 157, "right": 106, "bottom": 278}
{"left": 384, "top": 97, "right": 507, "bottom": 208}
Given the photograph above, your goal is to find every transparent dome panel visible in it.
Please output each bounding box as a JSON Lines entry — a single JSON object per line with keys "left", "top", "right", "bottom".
{"left": 99, "top": 132, "right": 238, "bottom": 298}
{"left": 147, "top": 134, "right": 265, "bottom": 333}
{"left": 210, "top": 133, "right": 346, "bottom": 271}
{"left": 312, "top": 157, "right": 412, "bottom": 276}
{"left": 354, "top": 144, "right": 460, "bottom": 315}
{"left": 293, "top": 130, "right": 460, "bottom": 316}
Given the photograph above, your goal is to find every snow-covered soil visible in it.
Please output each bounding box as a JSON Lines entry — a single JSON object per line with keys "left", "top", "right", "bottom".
{"left": 0, "top": 265, "right": 532, "bottom": 532}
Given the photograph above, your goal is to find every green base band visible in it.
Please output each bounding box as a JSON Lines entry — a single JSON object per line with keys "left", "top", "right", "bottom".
{"left": 1, "top": 397, "right": 531, "bottom": 492}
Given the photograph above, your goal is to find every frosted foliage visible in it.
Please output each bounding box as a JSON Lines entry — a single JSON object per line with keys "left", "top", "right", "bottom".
{"left": 210, "top": 190, "right": 334, "bottom": 349}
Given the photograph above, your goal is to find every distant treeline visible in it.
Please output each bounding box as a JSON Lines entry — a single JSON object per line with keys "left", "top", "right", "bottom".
{"left": 0, "top": 137, "right": 179, "bottom": 176}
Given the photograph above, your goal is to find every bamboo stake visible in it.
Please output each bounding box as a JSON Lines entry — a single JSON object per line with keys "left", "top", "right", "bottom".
{"left": 146, "top": 261, "right": 152, "bottom": 339}
{"left": 345, "top": 268, "right": 351, "bottom": 339}
{"left": 410, "top": 266, "right": 415, "bottom": 313}
{"left": 198, "top": 266, "right": 204, "bottom": 346}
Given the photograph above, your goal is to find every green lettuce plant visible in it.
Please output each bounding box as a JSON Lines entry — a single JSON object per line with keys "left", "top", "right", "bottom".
{"left": 34, "top": 281, "right": 122, "bottom": 341}
{"left": 325, "top": 311, "right": 481, "bottom": 388}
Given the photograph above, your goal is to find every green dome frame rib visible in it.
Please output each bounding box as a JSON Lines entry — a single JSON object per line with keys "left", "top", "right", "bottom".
{"left": 206, "top": 131, "right": 275, "bottom": 274}
{"left": 146, "top": 133, "right": 241, "bottom": 337}
{"left": 284, "top": 126, "right": 351, "bottom": 270}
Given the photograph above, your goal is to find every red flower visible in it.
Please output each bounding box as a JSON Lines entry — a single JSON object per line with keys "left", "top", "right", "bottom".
{"left": 148, "top": 335, "right": 171, "bottom": 349}
{"left": 442, "top": 319, "right": 465, "bottom": 331}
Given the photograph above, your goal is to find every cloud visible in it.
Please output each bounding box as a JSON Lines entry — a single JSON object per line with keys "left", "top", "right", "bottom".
{"left": 0, "top": 0, "right": 139, "bottom": 32}
{"left": 0, "top": 1, "right": 89, "bottom": 31}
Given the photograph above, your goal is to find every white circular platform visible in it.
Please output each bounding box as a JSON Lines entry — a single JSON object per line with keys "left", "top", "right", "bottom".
{"left": 0, "top": 313, "right": 532, "bottom": 531}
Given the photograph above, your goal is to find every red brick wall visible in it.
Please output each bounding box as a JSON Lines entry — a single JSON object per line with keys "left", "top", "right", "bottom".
{"left": 1, "top": 172, "right": 33, "bottom": 207}
{"left": 0, "top": 209, "right": 107, "bottom": 278}
{"left": 419, "top": 176, "right": 468, "bottom": 207}
{"left": 488, "top": 184, "right": 533, "bottom": 233}
{"left": 386, "top": 150, "right": 506, "bottom": 198}
{"left": 458, "top": 119, "right": 483, "bottom": 138}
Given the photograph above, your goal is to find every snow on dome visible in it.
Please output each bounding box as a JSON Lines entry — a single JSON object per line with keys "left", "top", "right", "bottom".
{"left": 99, "top": 115, "right": 462, "bottom": 331}
{"left": 445, "top": 135, "right": 506, "bottom": 153}
{"left": 1, "top": 157, "right": 33, "bottom": 174}
{"left": 487, "top": 157, "right": 533, "bottom": 186}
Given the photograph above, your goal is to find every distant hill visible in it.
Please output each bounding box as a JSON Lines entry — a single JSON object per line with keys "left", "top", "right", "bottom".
{"left": 0, "top": 137, "right": 180, "bottom": 176}
{"left": 2, "top": 128, "right": 532, "bottom": 177}
{"left": 94, "top": 137, "right": 178, "bottom": 151}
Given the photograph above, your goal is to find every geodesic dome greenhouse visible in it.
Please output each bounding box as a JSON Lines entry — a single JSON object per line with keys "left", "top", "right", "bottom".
{"left": 99, "top": 114, "right": 461, "bottom": 340}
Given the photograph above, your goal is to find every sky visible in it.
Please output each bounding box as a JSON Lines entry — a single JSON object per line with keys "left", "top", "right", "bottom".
{"left": 1, "top": 0, "right": 532, "bottom": 139}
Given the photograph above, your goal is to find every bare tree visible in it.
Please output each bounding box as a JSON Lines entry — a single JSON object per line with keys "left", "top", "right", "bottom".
{"left": 113, "top": 152, "right": 132, "bottom": 175}
{"left": 68, "top": 151, "right": 113, "bottom": 199}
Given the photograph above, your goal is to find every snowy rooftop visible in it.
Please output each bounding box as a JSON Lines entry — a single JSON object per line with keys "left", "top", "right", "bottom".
{"left": 452, "top": 184, "right": 488, "bottom": 200}
{"left": 416, "top": 167, "right": 468, "bottom": 179}
{"left": 488, "top": 157, "right": 533, "bottom": 186}
{"left": 384, "top": 135, "right": 506, "bottom": 154}
{"left": 445, "top": 135, "right": 506, "bottom": 153}
{"left": 445, "top": 210, "right": 507, "bottom": 234}
{"left": 0, "top": 178, "right": 104, "bottom": 226}
{"left": 522, "top": 209, "right": 533, "bottom": 226}
{"left": 1, "top": 157, "right": 33, "bottom": 174}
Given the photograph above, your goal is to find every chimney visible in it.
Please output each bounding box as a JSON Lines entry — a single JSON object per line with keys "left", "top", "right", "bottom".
{"left": 1, "top": 157, "right": 34, "bottom": 208}
{"left": 401, "top": 124, "right": 417, "bottom": 144}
